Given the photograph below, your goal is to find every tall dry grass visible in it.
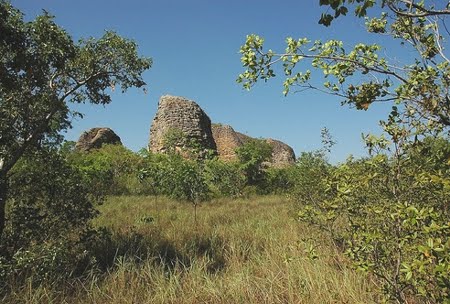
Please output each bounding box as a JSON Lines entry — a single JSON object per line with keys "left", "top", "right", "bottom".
{"left": 5, "top": 196, "right": 378, "bottom": 303}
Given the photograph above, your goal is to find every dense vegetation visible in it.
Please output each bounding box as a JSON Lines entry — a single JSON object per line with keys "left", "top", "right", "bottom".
{"left": 1, "top": 1, "right": 450, "bottom": 303}
{"left": 237, "top": 1, "right": 450, "bottom": 302}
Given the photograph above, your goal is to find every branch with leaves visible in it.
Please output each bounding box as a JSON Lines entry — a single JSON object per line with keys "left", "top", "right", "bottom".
{"left": 237, "top": 0, "right": 450, "bottom": 129}
{"left": 0, "top": 2, "right": 151, "bottom": 237}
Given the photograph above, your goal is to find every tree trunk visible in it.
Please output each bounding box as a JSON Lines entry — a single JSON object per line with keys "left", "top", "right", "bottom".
{"left": 0, "top": 173, "right": 7, "bottom": 240}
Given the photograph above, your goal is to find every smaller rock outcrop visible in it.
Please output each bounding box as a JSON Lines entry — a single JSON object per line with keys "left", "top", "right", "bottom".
{"left": 265, "top": 138, "right": 296, "bottom": 167}
{"left": 211, "top": 123, "right": 296, "bottom": 167}
{"left": 75, "top": 127, "right": 122, "bottom": 152}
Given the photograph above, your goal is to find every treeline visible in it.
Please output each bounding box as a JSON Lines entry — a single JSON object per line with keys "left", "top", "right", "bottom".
{"left": 61, "top": 139, "right": 295, "bottom": 200}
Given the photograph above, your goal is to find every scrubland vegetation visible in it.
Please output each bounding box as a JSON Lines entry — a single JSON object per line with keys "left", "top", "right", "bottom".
{"left": 2, "top": 1, "right": 450, "bottom": 303}
{"left": 1, "top": 137, "right": 449, "bottom": 303}
{"left": 2, "top": 196, "right": 378, "bottom": 304}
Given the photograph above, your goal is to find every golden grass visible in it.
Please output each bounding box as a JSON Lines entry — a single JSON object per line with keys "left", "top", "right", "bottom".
{"left": 6, "top": 196, "right": 378, "bottom": 303}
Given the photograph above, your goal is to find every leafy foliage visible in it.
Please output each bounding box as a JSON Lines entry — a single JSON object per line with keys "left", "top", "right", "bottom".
{"left": 204, "top": 159, "right": 246, "bottom": 198}
{"left": 237, "top": 1, "right": 450, "bottom": 302}
{"left": 0, "top": 1, "right": 151, "bottom": 236}
{"left": 235, "top": 139, "right": 272, "bottom": 185}
{"left": 237, "top": 1, "right": 450, "bottom": 131}
{"left": 139, "top": 153, "right": 209, "bottom": 203}
{"left": 66, "top": 144, "right": 144, "bottom": 197}
{"left": 0, "top": 148, "right": 98, "bottom": 286}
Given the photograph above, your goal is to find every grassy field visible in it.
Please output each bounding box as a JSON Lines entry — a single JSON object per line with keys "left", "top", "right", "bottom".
{"left": 10, "top": 196, "right": 378, "bottom": 303}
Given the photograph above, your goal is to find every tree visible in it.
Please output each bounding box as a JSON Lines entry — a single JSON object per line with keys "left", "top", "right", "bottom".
{"left": 237, "top": 1, "right": 450, "bottom": 301}
{"left": 235, "top": 139, "right": 272, "bottom": 185}
{"left": 0, "top": 146, "right": 101, "bottom": 286}
{"left": 139, "top": 153, "right": 209, "bottom": 223}
{"left": 0, "top": 2, "right": 151, "bottom": 237}
{"left": 237, "top": 0, "right": 450, "bottom": 132}
{"left": 204, "top": 159, "right": 246, "bottom": 197}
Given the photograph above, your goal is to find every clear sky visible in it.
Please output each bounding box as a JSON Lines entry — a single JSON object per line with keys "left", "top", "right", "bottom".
{"left": 12, "top": 0, "right": 399, "bottom": 163}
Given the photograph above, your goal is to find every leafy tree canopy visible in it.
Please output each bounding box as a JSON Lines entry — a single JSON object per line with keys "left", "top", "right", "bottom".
{"left": 0, "top": 1, "right": 151, "bottom": 237}
{"left": 237, "top": 0, "right": 450, "bottom": 133}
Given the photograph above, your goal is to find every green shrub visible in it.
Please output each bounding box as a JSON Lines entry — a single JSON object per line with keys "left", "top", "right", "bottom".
{"left": 204, "top": 159, "right": 245, "bottom": 198}
{"left": 0, "top": 148, "right": 98, "bottom": 287}
{"left": 263, "top": 166, "right": 296, "bottom": 194}
{"left": 297, "top": 147, "right": 450, "bottom": 302}
{"left": 139, "top": 153, "right": 209, "bottom": 202}
{"left": 235, "top": 138, "right": 272, "bottom": 186}
{"left": 66, "top": 144, "right": 144, "bottom": 196}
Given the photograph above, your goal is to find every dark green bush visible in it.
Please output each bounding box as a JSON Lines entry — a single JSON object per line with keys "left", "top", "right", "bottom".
{"left": 0, "top": 148, "right": 99, "bottom": 288}
{"left": 204, "top": 159, "right": 245, "bottom": 198}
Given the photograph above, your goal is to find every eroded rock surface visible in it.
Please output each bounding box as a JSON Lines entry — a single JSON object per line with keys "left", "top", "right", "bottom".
{"left": 148, "top": 95, "right": 296, "bottom": 166}
{"left": 265, "top": 138, "right": 296, "bottom": 167}
{"left": 211, "top": 124, "right": 295, "bottom": 167}
{"left": 148, "top": 95, "right": 216, "bottom": 158}
{"left": 75, "top": 127, "right": 122, "bottom": 152}
{"left": 211, "top": 124, "right": 243, "bottom": 161}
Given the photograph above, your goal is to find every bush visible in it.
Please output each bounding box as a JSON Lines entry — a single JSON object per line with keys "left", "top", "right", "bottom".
{"left": 263, "top": 167, "right": 295, "bottom": 194}
{"left": 235, "top": 139, "right": 272, "bottom": 186}
{"left": 66, "top": 144, "right": 144, "bottom": 196}
{"left": 0, "top": 148, "right": 99, "bottom": 287}
{"left": 139, "top": 153, "right": 209, "bottom": 202}
{"left": 289, "top": 151, "right": 333, "bottom": 207}
{"left": 204, "top": 159, "right": 245, "bottom": 198}
{"left": 296, "top": 146, "right": 450, "bottom": 302}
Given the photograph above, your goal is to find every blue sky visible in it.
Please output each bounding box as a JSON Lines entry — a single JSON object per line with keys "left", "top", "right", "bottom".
{"left": 12, "top": 0, "right": 400, "bottom": 163}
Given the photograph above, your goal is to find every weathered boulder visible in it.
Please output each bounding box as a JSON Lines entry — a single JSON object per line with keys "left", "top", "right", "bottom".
{"left": 75, "top": 127, "right": 122, "bottom": 152}
{"left": 265, "top": 138, "right": 296, "bottom": 167}
{"left": 148, "top": 95, "right": 216, "bottom": 158}
{"left": 211, "top": 124, "right": 295, "bottom": 167}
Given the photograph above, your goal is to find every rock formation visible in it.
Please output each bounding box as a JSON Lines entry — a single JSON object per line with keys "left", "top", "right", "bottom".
{"left": 211, "top": 124, "right": 243, "bottom": 161}
{"left": 211, "top": 124, "right": 296, "bottom": 167}
{"left": 265, "top": 138, "right": 296, "bottom": 167}
{"left": 149, "top": 95, "right": 216, "bottom": 158}
{"left": 75, "top": 127, "right": 122, "bottom": 152}
{"left": 148, "top": 95, "right": 296, "bottom": 166}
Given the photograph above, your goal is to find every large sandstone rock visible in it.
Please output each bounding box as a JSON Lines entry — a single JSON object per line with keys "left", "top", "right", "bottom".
{"left": 149, "top": 95, "right": 216, "bottom": 158}
{"left": 148, "top": 95, "right": 296, "bottom": 166}
{"left": 211, "top": 124, "right": 295, "bottom": 167}
{"left": 75, "top": 127, "right": 122, "bottom": 152}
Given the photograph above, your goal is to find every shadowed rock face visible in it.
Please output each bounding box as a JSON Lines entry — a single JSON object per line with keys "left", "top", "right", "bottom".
{"left": 75, "top": 127, "right": 122, "bottom": 152}
{"left": 149, "top": 95, "right": 216, "bottom": 158}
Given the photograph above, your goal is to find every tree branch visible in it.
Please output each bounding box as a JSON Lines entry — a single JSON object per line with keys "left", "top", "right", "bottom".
{"left": 268, "top": 52, "right": 409, "bottom": 84}
{"left": 1, "top": 70, "right": 115, "bottom": 177}
{"left": 390, "top": 1, "right": 450, "bottom": 17}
